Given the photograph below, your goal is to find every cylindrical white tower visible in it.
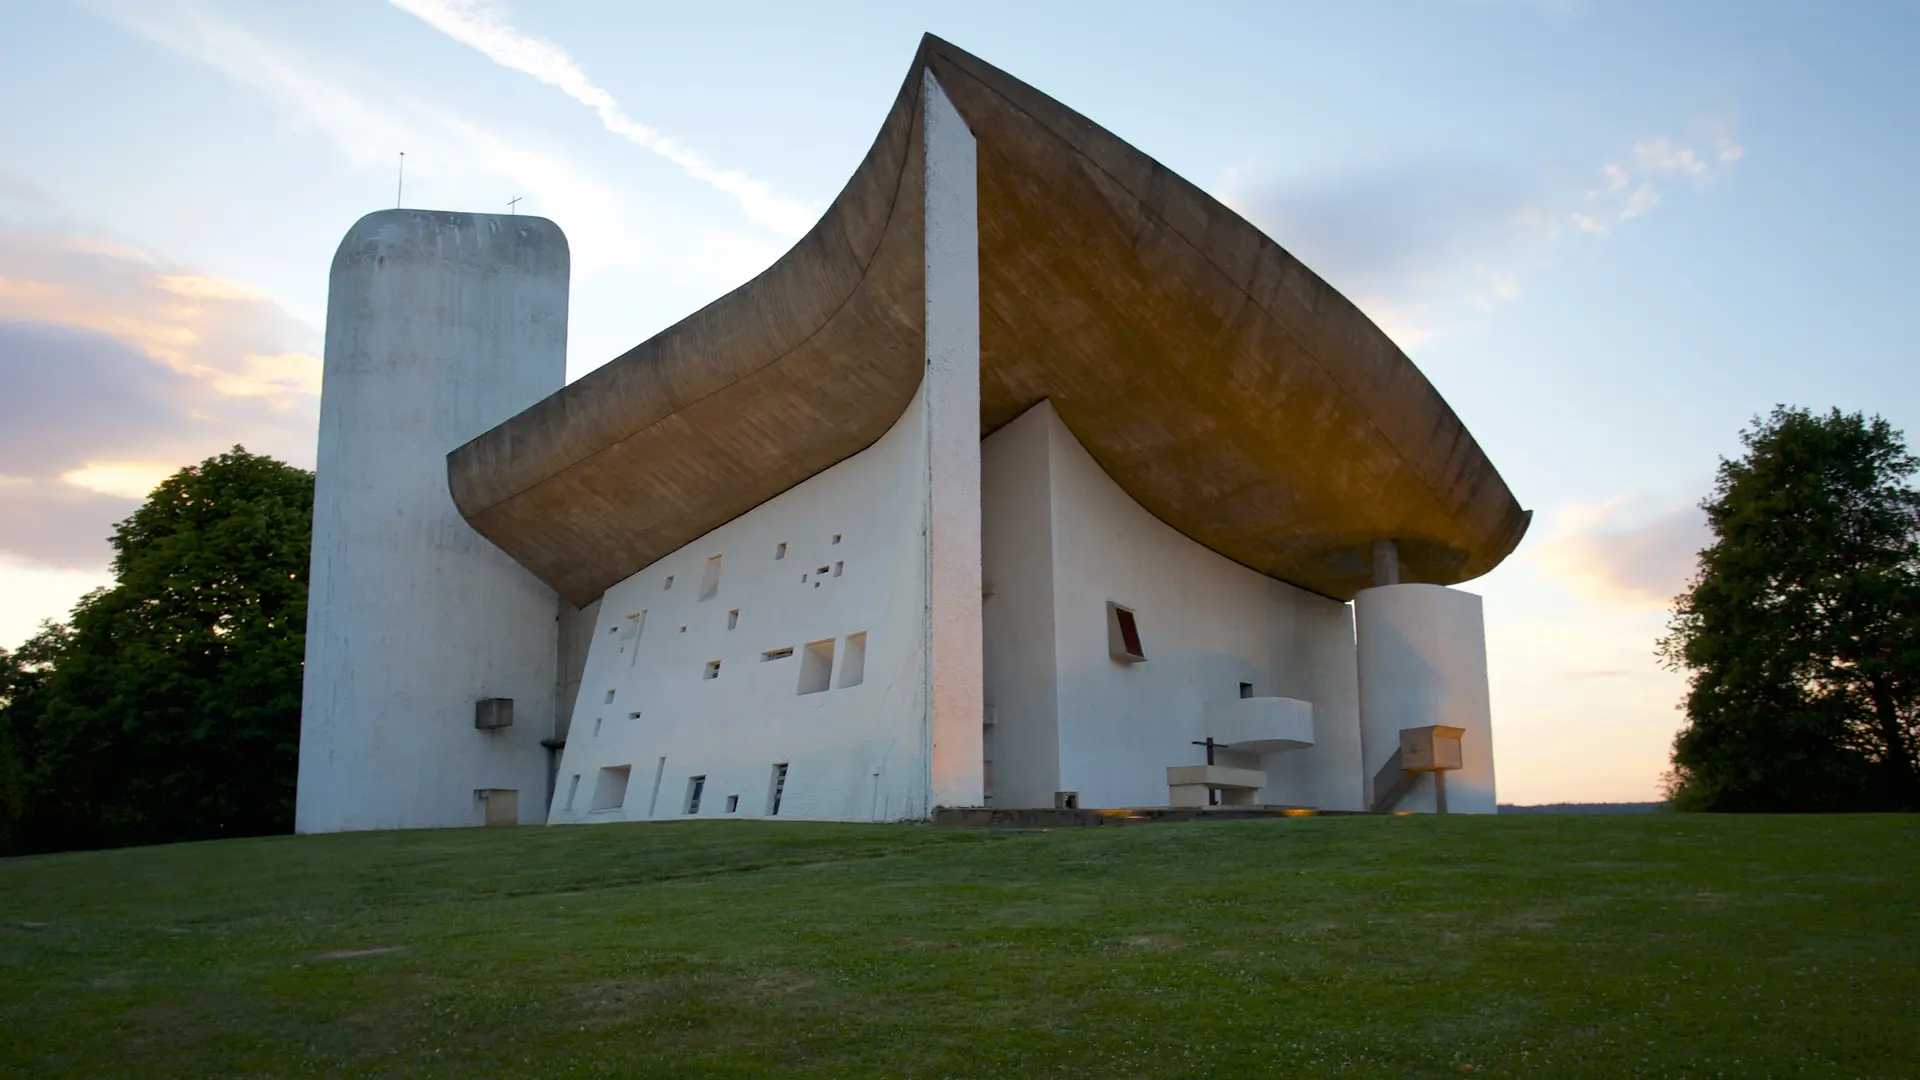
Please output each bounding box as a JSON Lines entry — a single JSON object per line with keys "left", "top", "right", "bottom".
{"left": 297, "top": 210, "right": 569, "bottom": 832}
{"left": 1354, "top": 583, "right": 1497, "bottom": 814}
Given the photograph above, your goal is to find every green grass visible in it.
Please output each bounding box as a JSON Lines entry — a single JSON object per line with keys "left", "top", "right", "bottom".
{"left": 1, "top": 815, "right": 1915, "bottom": 1078}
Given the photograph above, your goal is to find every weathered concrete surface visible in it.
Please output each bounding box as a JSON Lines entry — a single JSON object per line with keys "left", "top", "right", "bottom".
{"left": 300, "top": 210, "right": 568, "bottom": 833}
{"left": 447, "top": 35, "right": 1530, "bottom": 605}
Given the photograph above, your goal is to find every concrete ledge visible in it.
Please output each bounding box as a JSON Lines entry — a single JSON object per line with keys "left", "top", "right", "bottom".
{"left": 1166, "top": 765, "right": 1266, "bottom": 790}
{"left": 1204, "top": 697, "right": 1314, "bottom": 753}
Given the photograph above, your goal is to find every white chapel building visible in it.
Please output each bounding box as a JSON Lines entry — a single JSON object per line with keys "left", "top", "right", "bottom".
{"left": 294, "top": 36, "right": 1529, "bottom": 832}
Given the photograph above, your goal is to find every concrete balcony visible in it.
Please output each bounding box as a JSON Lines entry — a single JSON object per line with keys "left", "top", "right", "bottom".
{"left": 1204, "top": 696, "right": 1315, "bottom": 754}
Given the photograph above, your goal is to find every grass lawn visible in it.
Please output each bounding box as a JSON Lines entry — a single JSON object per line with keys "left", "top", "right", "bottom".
{"left": 1, "top": 814, "right": 1915, "bottom": 1078}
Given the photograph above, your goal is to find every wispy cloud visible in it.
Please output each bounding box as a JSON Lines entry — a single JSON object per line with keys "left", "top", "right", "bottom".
{"left": 86, "top": 0, "right": 632, "bottom": 273}
{"left": 1536, "top": 494, "right": 1712, "bottom": 610}
{"left": 387, "top": 0, "right": 818, "bottom": 237}
{"left": 1571, "top": 131, "right": 1743, "bottom": 235}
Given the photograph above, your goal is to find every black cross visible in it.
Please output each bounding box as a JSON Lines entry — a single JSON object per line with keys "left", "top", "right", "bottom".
{"left": 1191, "top": 737, "right": 1231, "bottom": 765}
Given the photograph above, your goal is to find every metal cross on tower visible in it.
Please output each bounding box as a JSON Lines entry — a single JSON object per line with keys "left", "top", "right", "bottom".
{"left": 508, "top": 196, "right": 522, "bottom": 215}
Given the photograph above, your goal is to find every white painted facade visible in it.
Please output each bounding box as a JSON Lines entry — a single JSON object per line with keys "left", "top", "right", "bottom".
{"left": 297, "top": 210, "right": 569, "bottom": 833}
{"left": 548, "top": 380, "right": 941, "bottom": 823}
{"left": 297, "top": 88, "right": 1503, "bottom": 830}
{"left": 982, "top": 401, "right": 1368, "bottom": 812}
{"left": 1355, "top": 584, "right": 1497, "bottom": 813}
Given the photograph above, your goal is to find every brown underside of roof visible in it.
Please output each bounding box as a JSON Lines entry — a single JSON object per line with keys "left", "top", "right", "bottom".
{"left": 447, "top": 35, "right": 1530, "bottom": 607}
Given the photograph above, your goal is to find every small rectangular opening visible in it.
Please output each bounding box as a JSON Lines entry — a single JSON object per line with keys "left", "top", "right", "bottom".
{"left": 725, "top": 794, "right": 739, "bottom": 813}
{"left": 698, "top": 554, "right": 722, "bottom": 601}
{"left": 592, "top": 716, "right": 602, "bottom": 737}
{"left": 727, "top": 609, "right": 739, "bottom": 630}
{"left": 775, "top": 542, "right": 787, "bottom": 560}
{"left": 1240, "top": 682, "right": 1254, "bottom": 699}
{"left": 564, "top": 773, "right": 581, "bottom": 811}
{"left": 704, "top": 660, "right": 721, "bottom": 680}
{"left": 1107, "top": 601, "right": 1146, "bottom": 662}
{"left": 603, "top": 689, "right": 616, "bottom": 704}
{"left": 628, "top": 711, "right": 641, "bottom": 722}
{"left": 833, "top": 561, "right": 843, "bottom": 578}
{"left": 816, "top": 565, "right": 830, "bottom": 575}
{"left": 664, "top": 574, "right": 674, "bottom": 590}
{"left": 625, "top": 612, "right": 648, "bottom": 667}
{"left": 838, "top": 631, "right": 867, "bottom": 689}
{"left": 798, "top": 638, "right": 834, "bottom": 695}
{"left": 684, "top": 775, "right": 705, "bottom": 815}
{"left": 768, "top": 763, "right": 788, "bottom": 816}
{"left": 591, "top": 765, "right": 631, "bottom": 812}
{"left": 831, "top": 533, "right": 842, "bottom": 544}
{"left": 762, "top": 647, "right": 794, "bottom": 661}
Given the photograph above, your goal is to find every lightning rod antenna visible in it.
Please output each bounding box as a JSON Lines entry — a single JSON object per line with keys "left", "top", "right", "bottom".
{"left": 396, "top": 152, "right": 405, "bottom": 208}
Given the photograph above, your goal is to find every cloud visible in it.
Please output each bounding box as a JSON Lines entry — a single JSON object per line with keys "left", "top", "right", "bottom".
{"left": 0, "top": 220, "right": 320, "bottom": 569}
{"left": 85, "top": 0, "right": 638, "bottom": 276}
{"left": 1222, "top": 160, "right": 1534, "bottom": 347}
{"left": 1566, "top": 132, "right": 1741, "bottom": 236}
{"left": 1619, "top": 182, "right": 1661, "bottom": 221}
{"left": 386, "top": 0, "right": 819, "bottom": 238}
{"left": 1537, "top": 495, "right": 1712, "bottom": 610}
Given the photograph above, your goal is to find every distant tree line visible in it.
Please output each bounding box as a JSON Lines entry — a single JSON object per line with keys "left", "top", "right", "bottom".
{"left": 1661, "top": 407, "right": 1920, "bottom": 811}
{"left": 0, "top": 448, "right": 311, "bottom": 855}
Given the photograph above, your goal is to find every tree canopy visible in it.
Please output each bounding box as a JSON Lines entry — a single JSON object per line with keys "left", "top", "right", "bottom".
{"left": 1660, "top": 407, "right": 1920, "bottom": 811}
{"left": 0, "top": 447, "right": 312, "bottom": 854}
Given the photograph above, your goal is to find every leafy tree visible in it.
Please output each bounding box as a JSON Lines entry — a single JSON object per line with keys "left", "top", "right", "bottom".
{"left": 0, "top": 448, "right": 312, "bottom": 853}
{"left": 1659, "top": 407, "right": 1920, "bottom": 811}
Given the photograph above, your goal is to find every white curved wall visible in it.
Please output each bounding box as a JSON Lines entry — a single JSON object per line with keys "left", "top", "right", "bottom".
{"left": 547, "top": 379, "right": 935, "bottom": 824}
{"left": 1354, "top": 583, "right": 1497, "bottom": 813}
{"left": 297, "top": 210, "right": 569, "bottom": 832}
{"left": 982, "top": 400, "right": 1366, "bottom": 811}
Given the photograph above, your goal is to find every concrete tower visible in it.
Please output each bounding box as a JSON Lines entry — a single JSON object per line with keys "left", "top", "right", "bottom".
{"left": 297, "top": 210, "right": 569, "bottom": 832}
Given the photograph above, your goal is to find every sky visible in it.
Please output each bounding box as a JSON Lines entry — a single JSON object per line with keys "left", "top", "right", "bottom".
{"left": 3, "top": 0, "right": 1917, "bottom": 804}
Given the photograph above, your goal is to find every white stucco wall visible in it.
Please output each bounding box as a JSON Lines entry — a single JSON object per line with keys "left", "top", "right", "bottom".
{"left": 979, "top": 401, "right": 1366, "bottom": 811}
{"left": 547, "top": 380, "right": 934, "bottom": 824}
{"left": 921, "top": 70, "right": 986, "bottom": 811}
{"left": 1354, "top": 583, "right": 1497, "bottom": 813}
{"left": 297, "top": 210, "right": 568, "bottom": 832}
{"left": 980, "top": 405, "right": 1060, "bottom": 808}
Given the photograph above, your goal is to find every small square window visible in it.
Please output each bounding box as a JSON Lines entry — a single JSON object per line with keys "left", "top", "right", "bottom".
{"left": 831, "top": 533, "right": 842, "bottom": 545}
{"left": 664, "top": 575, "right": 674, "bottom": 590}
{"left": 604, "top": 689, "right": 616, "bottom": 704}
{"left": 1240, "top": 682, "right": 1253, "bottom": 699}
{"left": 592, "top": 717, "right": 603, "bottom": 737}
{"left": 833, "top": 561, "right": 843, "bottom": 578}
{"left": 704, "top": 660, "right": 721, "bottom": 680}
{"left": 725, "top": 794, "right": 739, "bottom": 813}
{"left": 592, "top": 765, "right": 631, "bottom": 812}
{"left": 728, "top": 609, "right": 739, "bottom": 630}
{"left": 685, "top": 775, "right": 706, "bottom": 815}
{"left": 762, "top": 647, "right": 794, "bottom": 661}
{"left": 775, "top": 542, "right": 787, "bottom": 560}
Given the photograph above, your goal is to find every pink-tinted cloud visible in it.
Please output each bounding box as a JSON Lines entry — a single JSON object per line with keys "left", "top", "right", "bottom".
{"left": 0, "top": 219, "right": 319, "bottom": 571}
{"left": 1538, "top": 495, "right": 1712, "bottom": 609}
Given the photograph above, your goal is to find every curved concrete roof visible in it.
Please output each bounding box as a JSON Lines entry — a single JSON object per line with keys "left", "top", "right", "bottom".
{"left": 448, "top": 35, "right": 1529, "bottom": 606}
